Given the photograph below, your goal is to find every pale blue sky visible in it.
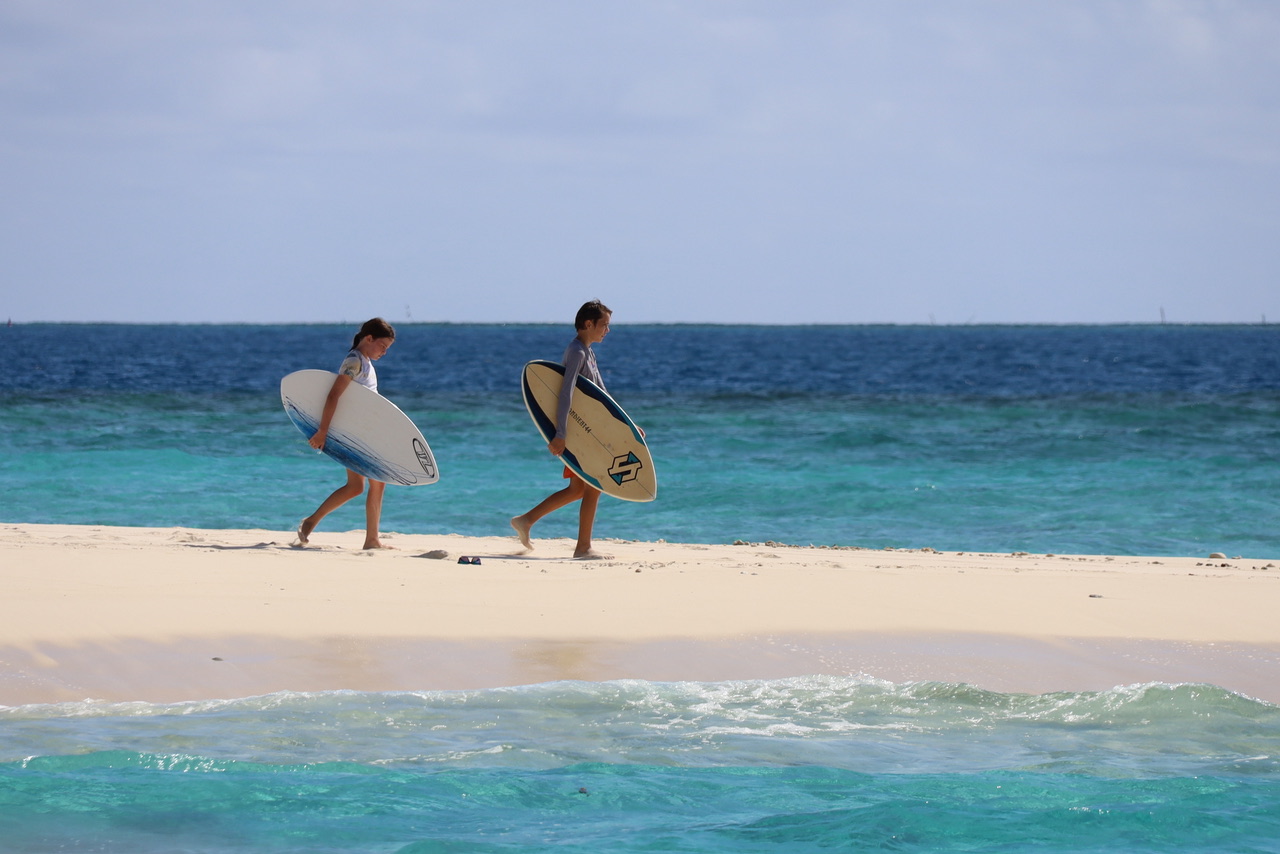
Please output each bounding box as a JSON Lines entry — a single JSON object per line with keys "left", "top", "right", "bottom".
{"left": 2, "top": 0, "right": 1277, "bottom": 324}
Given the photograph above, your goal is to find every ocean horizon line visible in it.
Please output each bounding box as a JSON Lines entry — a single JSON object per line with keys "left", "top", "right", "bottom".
{"left": 6, "top": 319, "right": 1277, "bottom": 329}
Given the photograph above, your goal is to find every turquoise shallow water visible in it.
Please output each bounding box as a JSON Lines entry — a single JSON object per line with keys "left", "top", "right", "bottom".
{"left": 1, "top": 323, "right": 1277, "bottom": 556}
{"left": 3, "top": 679, "right": 1280, "bottom": 853}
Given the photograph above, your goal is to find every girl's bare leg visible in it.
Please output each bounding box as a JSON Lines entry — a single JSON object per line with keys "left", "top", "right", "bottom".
{"left": 298, "top": 470, "right": 365, "bottom": 544}
{"left": 363, "top": 479, "right": 390, "bottom": 549}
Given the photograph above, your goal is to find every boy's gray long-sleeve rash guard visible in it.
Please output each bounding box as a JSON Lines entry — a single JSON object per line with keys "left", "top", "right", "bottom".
{"left": 555, "top": 338, "right": 603, "bottom": 441}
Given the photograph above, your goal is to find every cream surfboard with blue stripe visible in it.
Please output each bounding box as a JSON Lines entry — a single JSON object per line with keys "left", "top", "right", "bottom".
{"left": 281, "top": 370, "right": 439, "bottom": 486}
{"left": 521, "top": 360, "right": 657, "bottom": 502}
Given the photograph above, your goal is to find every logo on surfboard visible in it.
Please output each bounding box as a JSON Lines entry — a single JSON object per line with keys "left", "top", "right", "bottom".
{"left": 413, "top": 438, "right": 437, "bottom": 477}
{"left": 608, "top": 451, "right": 644, "bottom": 486}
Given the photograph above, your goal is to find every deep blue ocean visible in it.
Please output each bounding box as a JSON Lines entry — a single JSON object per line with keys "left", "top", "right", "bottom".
{"left": 2, "top": 322, "right": 1278, "bottom": 556}
{"left": 3, "top": 323, "right": 1280, "bottom": 852}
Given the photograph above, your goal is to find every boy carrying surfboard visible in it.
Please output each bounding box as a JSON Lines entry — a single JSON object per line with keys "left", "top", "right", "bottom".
{"left": 512, "top": 300, "right": 623, "bottom": 559}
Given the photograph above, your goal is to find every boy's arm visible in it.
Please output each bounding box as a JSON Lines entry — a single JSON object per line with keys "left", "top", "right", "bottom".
{"left": 551, "top": 346, "right": 587, "bottom": 454}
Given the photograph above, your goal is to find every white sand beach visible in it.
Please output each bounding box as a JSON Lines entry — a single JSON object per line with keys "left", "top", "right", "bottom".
{"left": 2, "top": 523, "right": 1278, "bottom": 705}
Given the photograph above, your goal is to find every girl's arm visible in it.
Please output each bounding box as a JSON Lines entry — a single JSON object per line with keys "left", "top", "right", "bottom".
{"left": 309, "top": 373, "right": 353, "bottom": 449}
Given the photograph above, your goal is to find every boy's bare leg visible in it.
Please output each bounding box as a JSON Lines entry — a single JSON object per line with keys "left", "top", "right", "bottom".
{"left": 510, "top": 515, "right": 534, "bottom": 550}
{"left": 511, "top": 479, "right": 588, "bottom": 550}
{"left": 573, "top": 487, "right": 609, "bottom": 559}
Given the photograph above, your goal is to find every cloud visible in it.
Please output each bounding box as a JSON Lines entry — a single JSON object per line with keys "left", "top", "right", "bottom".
{"left": 1, "top": 1, "right": 1277, "bottom": 323}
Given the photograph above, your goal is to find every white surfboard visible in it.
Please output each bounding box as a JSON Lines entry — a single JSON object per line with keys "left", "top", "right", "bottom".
{"left": 281, "top": 370, "right": 439, "bottom": 486}
{"left": 521, "top": 360, "right": 657, "bottom": 502}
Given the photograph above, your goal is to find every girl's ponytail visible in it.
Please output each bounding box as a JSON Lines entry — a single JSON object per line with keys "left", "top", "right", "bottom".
{"left": 351, "top": 317, "right": 396, "bottom": 350}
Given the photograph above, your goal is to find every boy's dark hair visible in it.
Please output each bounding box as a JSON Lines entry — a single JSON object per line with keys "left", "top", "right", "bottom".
{"left": 351, "top": 317, "right": 396, "bottom": 349}
{"left": 574, "top": 300, "right": 612, "bottom": 330}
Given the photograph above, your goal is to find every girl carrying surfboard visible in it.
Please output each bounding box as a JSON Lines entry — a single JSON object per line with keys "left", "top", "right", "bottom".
{"left": 297, "top": 318, "right": 397, "bottom": 550}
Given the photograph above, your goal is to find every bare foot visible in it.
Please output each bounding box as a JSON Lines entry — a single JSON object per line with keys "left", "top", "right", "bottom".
{"left": 296, "top": 518, "right": 316, "bottom": 546}
{"left": 363, "top": 540, "right": 397, "bottom": 551}
{"left": 573, "top": 549, "right": 612, "bottom": 560}
{"left": 510, "top": 515, "right": 533, "bottom": 551}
